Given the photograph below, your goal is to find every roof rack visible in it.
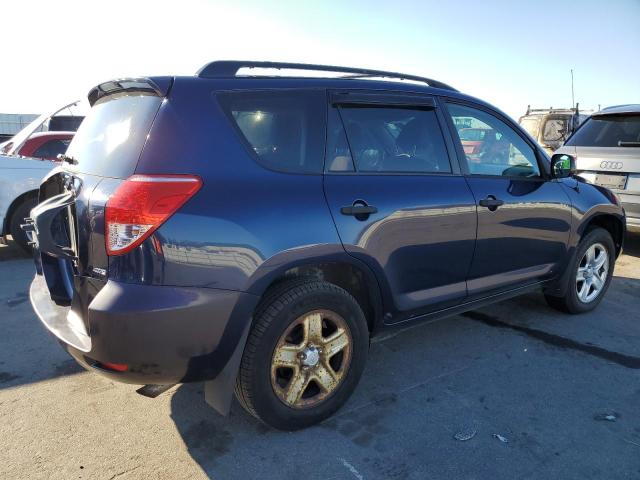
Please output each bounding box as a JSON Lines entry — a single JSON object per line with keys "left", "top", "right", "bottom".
{"left": 196, "top": 60, "right": 457, "bottom": 91}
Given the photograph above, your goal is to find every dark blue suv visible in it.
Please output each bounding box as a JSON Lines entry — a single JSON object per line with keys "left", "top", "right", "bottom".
{"left": 27, "top": 61, "right": 625, "bottom": 430}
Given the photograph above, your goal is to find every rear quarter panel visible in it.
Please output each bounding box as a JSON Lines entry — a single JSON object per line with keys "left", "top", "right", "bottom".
{"left": 113, "top": 78, "right": 343, "bottom": 294}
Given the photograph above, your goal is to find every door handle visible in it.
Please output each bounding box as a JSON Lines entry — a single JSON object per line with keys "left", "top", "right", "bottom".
{"left": 340, "top": 205, "right": 378, "bottom": 216}
{"left": 478, "top": 195, "right": 504, "bottom": 211}
{"left": 340, "top": 201, "right": 377, "bottom": 220}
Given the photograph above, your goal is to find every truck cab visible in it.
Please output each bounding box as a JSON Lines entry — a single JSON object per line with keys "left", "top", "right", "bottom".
{"left": 519, "top": 105, "right": 590, "bottom": 155}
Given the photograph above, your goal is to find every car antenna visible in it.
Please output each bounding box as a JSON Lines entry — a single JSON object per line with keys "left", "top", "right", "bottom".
{"left": 570, "top": 69, "right": 575, "bottom": 110}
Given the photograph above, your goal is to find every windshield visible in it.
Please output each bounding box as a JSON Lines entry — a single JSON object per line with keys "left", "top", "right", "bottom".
{"left": 542, "top": 118, "right": 569, "bottom": 142}
{"left": 566, "top": 115, "right": 640, "bottom": 147}
{"left": 519, "top": 117, "right": 540, "bottom": 138}
{"left": 459, "top": 129, "right": 487, "bottom": 141}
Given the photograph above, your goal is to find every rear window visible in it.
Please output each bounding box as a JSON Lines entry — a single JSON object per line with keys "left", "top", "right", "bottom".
{"left": 65, "top": 93, "right": 162, "bottom": 178}
{"left": 459, "top": 129, "right": 487, "bottom": 141}
{"left": 33, "top": 139, "right": 71, "bottom": 159}
{"left": 217, "top": 90, "right": 326, "bottom": 174}
{"left": 566, "top": 115, "right": 640, "bottom": 147}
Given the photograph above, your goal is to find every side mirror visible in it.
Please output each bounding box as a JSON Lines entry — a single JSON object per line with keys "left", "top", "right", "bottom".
{"left": 550, "top": 153, "right": 576, "bottom": 178}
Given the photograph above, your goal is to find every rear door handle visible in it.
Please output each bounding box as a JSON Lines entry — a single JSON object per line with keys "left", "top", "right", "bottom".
{"left": 478, "top": 196, "right": 504, "bottom": 211}
{"left": 340, "top": 205, "right": 378, "bottom": 216}
{"left": 340, "top": 201, "right": 378, "bottom": 220}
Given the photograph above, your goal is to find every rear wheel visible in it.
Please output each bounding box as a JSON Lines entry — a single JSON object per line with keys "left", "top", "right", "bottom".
{"left": 9, "top": 195, "right": 37, "bottom": 253}
{"left": 545, "top": 227, "right": 615, "bottom": 314}
{"left": 235, "top": 279, "right": 369, "bottom": 430}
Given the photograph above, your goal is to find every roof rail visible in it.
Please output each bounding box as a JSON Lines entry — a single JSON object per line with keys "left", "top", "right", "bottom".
{"left": 196, "top": 60, "right": 457, "bottom": 91}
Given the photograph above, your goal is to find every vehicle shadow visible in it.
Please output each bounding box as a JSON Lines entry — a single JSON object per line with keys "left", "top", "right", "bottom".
{"left": 0, "top": 242, "right": 84, "bottom": 390}
{"left": 169, "top": 275, "right": 640, "bottom": 479}
{"left": 0, "top": 238, "right": 31, "bottom": 261}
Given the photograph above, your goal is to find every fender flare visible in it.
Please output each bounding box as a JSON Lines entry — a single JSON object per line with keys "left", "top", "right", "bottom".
{"left": 203, "top": 244, "right": 391, "bottom": 415}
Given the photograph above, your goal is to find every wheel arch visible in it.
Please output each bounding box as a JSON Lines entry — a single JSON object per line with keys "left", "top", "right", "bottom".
{"left": 578, "top": 211, "right": 625, "bottom": 257}
{"left": 245, "top": 248, "right": 387, "bottom": 335}
{"left": 204, "top": 250, "right": 388, "bottom": 417}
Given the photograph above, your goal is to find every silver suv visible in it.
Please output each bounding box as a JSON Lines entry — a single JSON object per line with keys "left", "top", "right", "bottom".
{"left": 556, "top": 104, "right": 640, "bottom": 231}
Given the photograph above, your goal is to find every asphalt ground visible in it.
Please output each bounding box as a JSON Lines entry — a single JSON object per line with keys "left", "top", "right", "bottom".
{"left": 1, "top": 234, "right": 639, "bottom": 480}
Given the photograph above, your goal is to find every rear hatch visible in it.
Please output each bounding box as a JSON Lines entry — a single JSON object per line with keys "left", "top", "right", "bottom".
{"left": 560, "top": 113, "right": 640, "bottom": 194}
{"left": 30, "top": 78, "right": 170, "bottom": 347}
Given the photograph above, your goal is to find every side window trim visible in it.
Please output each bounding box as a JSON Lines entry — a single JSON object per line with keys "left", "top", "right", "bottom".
{"left": 325, "top": 89, "right": 460, "bottom": 176}
{"left": 324, "top": 105, "right": 357, "bottom": 173}
{"left": 440, "top": 98, "right": 549, "bottom": 180}
{"left": 330, "top": 91, "right": 436, "bottom": 109}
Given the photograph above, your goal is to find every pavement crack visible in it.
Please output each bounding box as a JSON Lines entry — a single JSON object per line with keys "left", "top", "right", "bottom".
{"left": 462, "top": 311, "right": 640, "bottom": 369}
{"left": 107, "top": 465, "right": 141, "bottom": 480}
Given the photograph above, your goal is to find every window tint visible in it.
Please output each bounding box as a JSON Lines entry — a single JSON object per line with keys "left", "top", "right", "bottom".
{"left": 447, "top": 103, "right": 540, "bottom": 178}
{"left": 218, "top": 90, "right": 325, "bottom": 174}
{"left": 336, "top": 106, "right": 450, "bottom": 173}
{"left": 32, "top": 139, "right": 71, "bottom": 159}
{"left": 565, "top": 115, "right": 640, "bottom": 147}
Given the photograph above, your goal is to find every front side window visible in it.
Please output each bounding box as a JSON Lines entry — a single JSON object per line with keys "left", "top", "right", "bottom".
{"left": 218, "top": 90, "right": 325, "bottom": 174}
{"left": 334, "top": 106, "right": 451, "bottom": 173}
{"left": 447, "top": 103, "right": 541, "bottom": 178}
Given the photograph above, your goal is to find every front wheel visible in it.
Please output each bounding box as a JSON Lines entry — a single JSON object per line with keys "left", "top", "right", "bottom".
{"left": 545, "top": 227, "right": 615, "bottom": 314}
{"left": 234, "top": 279, "right": 369, "bottom": 430}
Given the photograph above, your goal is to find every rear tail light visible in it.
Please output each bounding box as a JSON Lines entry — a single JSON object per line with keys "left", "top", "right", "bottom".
{"left": 105, "top": 174, "right": 202, "bottom": 256}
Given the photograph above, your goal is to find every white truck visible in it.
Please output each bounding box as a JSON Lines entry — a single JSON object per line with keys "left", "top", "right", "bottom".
{"left": 519, "top": 105, "right": 591, "bottom": 155}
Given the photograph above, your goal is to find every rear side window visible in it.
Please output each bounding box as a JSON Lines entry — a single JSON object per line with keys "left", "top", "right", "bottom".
{"left": 65, "top": 93, "right": 163, "bottom": 178}
{"left": 218, "top": 90, "right": 326, "bottom": 174}
{"left": 566, "top": 115, "right": 640, "bottom": 147}
{"left": 334, "top": 106, "right": 451, "bottom": 173}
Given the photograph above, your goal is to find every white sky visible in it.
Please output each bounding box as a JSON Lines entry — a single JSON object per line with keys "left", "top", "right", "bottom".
{"left": 2, "top": 0, "right": 639, "bottom": 120}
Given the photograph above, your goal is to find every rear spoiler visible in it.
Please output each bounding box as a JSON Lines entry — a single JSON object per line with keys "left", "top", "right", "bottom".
{"left": 88, "top": 77, "right": 173, "bottom": 106}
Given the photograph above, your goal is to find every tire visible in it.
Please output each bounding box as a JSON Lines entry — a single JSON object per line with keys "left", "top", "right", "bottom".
{"left": 9, "top": 195, "right": 37, "bottom": 253}
{"left": 235, "top": 279, "right": 369, "bottom": 430}
{"left": 545, "top": 227, "right": 615, "bottom": 314}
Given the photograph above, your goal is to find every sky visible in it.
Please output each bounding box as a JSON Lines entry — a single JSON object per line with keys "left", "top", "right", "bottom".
{"left": 2, "top": 0, "right": 639, "bottom": 120}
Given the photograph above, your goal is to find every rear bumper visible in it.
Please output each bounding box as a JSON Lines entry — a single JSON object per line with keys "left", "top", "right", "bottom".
{"left": 30, "top": 273, "right": 259, "bottom": 385}
{"left": 620, "top": 193, "right": 640, "bottom": 231}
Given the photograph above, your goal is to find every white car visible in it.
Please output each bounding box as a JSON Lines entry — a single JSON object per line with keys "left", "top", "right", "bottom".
{"left": 0, "top": 101, "right": 80, "bottom": 251}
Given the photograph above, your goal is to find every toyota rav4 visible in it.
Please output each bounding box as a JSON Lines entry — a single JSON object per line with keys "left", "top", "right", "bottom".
{"left": 27, "top": 61, "right": 625, "bottom": 430}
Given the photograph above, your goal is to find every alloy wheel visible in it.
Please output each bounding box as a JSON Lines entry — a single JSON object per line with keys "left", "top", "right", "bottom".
{"left": 271, "top": 309, "right": 352, "bottom": 409}
{"left": 576, "top": 242, "right": 609, "bottom": 303}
